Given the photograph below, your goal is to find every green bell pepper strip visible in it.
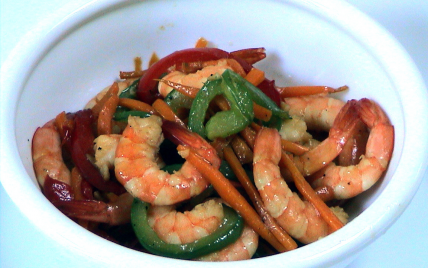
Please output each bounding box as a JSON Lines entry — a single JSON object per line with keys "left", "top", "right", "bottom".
{"left": 118, "top": 78, "right": 140, "bottom": 99}
{"left": 164, "top": 89, "right": 194, "bottom": 114}
{"left": 113, "top": 110, "right": 151, "bottom": 122}
{"left": 131, "top": 199, "right": 244, "bottom": 259}
{"left": 188, "top": 73, "right": 254, "bottom": 140}
{"left": 224, "top": 69, "right": 289, "bottom": 121}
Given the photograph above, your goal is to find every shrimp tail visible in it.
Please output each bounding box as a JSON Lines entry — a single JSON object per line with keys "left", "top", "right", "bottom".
{"left": 162, "top": 120, "right": 221, "bottom": 168}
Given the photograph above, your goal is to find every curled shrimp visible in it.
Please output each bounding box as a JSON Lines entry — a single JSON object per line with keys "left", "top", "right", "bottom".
{"left": 253, "top": 127, "right": 348, "bottom": 244}
{"left": 195, "top": 224, "right": 258, "bottom": 261}
{"left": 32, "top": 121, "right": 71, "bottom": 187}
{"left": 282, "top": 98, "right": 360, "bottom": 177}
{"left": 148, "top": 199, "right": 224, "bottom": 244}
{"left": 311, "top": 98, "right": 394, "bottom": 200}
{"left": 158, "top": 59, "right": 246, "bottom": 97}
{"left": 114, "top": 115, "right": 221, "bottom": 205}
{"left": 282, "top": 96, "right": 368, "bottom": 165}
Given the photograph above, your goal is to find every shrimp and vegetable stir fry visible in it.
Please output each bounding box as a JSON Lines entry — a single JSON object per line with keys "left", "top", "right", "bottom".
{"left": 31, "top": 38, "right": 394, "bottom": 261}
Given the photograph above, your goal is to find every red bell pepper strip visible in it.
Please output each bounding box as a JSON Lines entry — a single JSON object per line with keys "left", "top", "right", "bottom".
{"left": 43, "top": 176, "right": 74, "bottom": 202}
{"left": 70, "top": 110, "right": 125, "bottom": 195}
{"left": 136, "top": 47, "right": 281, "bottom": 106}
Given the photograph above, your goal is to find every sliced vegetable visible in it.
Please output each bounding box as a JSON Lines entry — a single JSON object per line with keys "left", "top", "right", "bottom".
{"left": 70, "top": 110, "right": 125, "bottom": 195}
{"left": 118, "top": 78, "right": 140, "bottom": 99}
{"left": 131, "top": 199, "right": 244, "bottom": 259}
{"left": 188, "top": 73, "right": 254, "bottom": 140}
{"left": 163, "top": 89, "right": 194, "bottom": 114}
{"left": 136, "top": 47, "right": 280, "bottom": 105}
{"left": 113, "top": 110, "right": 151, "bottom": 122}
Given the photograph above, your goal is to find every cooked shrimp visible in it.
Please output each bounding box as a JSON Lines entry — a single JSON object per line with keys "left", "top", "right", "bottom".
{"left": 282, "top": 96, "right": 346, "bottom": 132}
{"left": 282, "top": 96, "right": 368, "bottom": 168}
{"left": 32, "top": 121, "right": 71, "bottom": 187}
{"left": 148, "top": 199, "right": 224, "bottom": 244}
{"left": 283, "top": 98, "right": 360, "bottom": 177}
{"left": 195, "top": 224, "right": 258, "bottom": 261}
{"left": 311, "top": 98, "right": 394, "bottom": 200}
{"left": 253, "top": 127, "right": 348, "bottom": 244}
{"left": 114, "top": 115, "right": 220, "bottom": 205}
{"left": 93, "top": 134, "right": 121, "bottom": 180}
{"left": 158, "top": 59, "right": 245, "bottom": 97}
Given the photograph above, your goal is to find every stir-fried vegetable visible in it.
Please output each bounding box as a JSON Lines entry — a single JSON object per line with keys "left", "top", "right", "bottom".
{"left": 31, "top": 41, "right": 393, "bottom": 262}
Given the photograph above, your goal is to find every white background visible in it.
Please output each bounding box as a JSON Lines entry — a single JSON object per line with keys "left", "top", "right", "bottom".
{"left": 1, "top": 0, "right": 427, "bottom": 267}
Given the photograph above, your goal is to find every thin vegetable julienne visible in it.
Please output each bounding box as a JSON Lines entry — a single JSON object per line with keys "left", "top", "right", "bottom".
{"left": 223, "top": 146, "right": 297, "bottom": 251}
{"left": 184, "top": 145, "right": 289, "bottom": 253}
{"left": 97, "top": 92, "right": 119, "bottom": 135}
{"left": 152, "top": 99, "right": 186, "bottom": 128}
{"left": 280, "top": 152, "right": 344, "bottom": 232}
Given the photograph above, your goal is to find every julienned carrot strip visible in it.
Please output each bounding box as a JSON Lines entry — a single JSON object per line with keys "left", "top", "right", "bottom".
{"left": 184, "top": 146, "right": 288, "bottom": 253}
{"left": 245, "top": 67, "right": 265, "bottom": 86}
{"left": 281, "top": 139, "right": 309, "bottom": 156}
{"left": 279, "top": 151, "right": 344, "bottom": 232}
{"left": 118, "top": 98, "right": 156, "bottom": 114}
{"left": 92, "top": 82, "right": 119, "bottom": 116}
{"left": 252, "top": 102, "right": 272, "bottom": 122}
{"left": 157, "top": 79, "right": 199, "bottom": 98}
{"left": 119, "top": 57, "right": 145, "bottom": 79}
{"left": 223, "top": 146, "right": 297, "bottom": 251}
{"left": 278, "top": 85, "right": 349, "bottom": 98}
{"left": 239, "top": 127, "right": 256, "bottom": 149}
{"left": 195, "top": 37, "right": 208, "bottom": 48}
{"left": 97, "top": 92, "right": 119, "bottom": 135}
{"left": 152, "top": 99, "right": 186, "bottom": 128}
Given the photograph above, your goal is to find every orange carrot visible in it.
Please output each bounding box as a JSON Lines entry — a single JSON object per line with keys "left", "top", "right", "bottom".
{"left": 157, "top": 79, "right": 199, "bottom": 98}
{"left": 184, "top": 146, "right": 289, "bottom": 253}
{"left": 152, "top": 99, "right": 186, "bottom": 128}
{"left": 119, "top": 57, "right": 145, "bottom": 79}
{"left": 279, "top": 151, "right": 344, "bottom": 232}
{"left": 223, "top": 146, "right": 297, "bottom": 251}
{"left": 245, "top": 67, "right": 265, "bottom": 86}
{"left": 239, "top": 126, "right": 257, "bottom": 149}
{"left": 117, "top": 98, "right": 156, "bottom": 114}
{"left": 92, "top": 82, "right": 119, "bottom": 116}
{"left": 281, "top": 139, "right": 309, "bottom": 156}
{"left": 195, "top": 37, "right": 208, "bottom": 48}
{"left": 230, "top": 136, "right": 253, "bottom": 164}
{"left": 278, "top": 85, "right": 349, "bottom": 98}
{"left": 97, "top": 92, "right": 119, "bottom": 135}
{"left": 252, "top": 102, "right": 272, "bottom": 122}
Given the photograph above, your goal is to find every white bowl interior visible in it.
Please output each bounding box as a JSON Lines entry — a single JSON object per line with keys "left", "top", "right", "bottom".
{"left": 3, "top": 0, "right": 427, "bottom": 267}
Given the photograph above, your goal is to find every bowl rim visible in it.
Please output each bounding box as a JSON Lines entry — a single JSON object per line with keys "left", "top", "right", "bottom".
{"left": 1, "top": 0, "right": 428, "bottom": 267}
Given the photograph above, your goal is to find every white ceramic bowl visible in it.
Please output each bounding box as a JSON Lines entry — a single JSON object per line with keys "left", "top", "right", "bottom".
{"left": 1, "top": 0, "right": 427, "bottom": 267}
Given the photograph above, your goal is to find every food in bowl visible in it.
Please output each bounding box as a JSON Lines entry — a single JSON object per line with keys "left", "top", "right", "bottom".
{"left": 31, "top": 39, "right": 394, "bottom": 261}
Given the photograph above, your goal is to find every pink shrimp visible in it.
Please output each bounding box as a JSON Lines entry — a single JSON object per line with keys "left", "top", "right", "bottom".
{"left": 114, "top": 115, "right": 221, "bottom": 205}
{"left": 32, "top": 121, "right": 71, "bottom": 187}
{"left": 253, "top": 127, "right": 348, "bottom": 244}
{"left": 195, "top": 224, "right": 258, "bottom": 261}
{"left": 285, "top": 99, "right": 360, "bottom": 177}
{"left": 148, "top": 199, "right": 224, "bottom": 244}
{"left": 158, "top": 59, "right": 245, "bottom": 97}
{"left": 311, "top": 98, "right": 394, "bottom": 200}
